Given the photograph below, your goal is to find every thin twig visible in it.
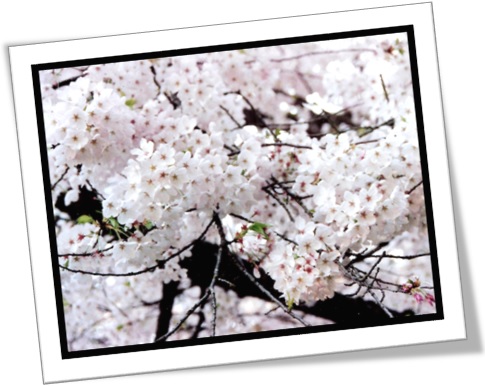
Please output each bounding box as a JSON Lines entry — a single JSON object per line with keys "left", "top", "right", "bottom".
{"left": 406, "top": 180, "right": 423, "bottom": 195}
{"left": 51, "top": 166, "right": 70, "bottom": 190}
{"left": 380, "top": 74, "right": 390, "bottom": 103}
{"left": 58, "top": 245, "right": 114, "bottom": 258}
{"left": 360, "top": 256, "right": 383, "bottom": 283}
{"left": 86, "top": 179, "right": 106, "bottom": 200}
{"left": 229, "top": 212, "right": 253, "bottom": 223}
{"left": 155, "top": 291, "right": 211, "bottom": 342}
{"left": 349, "top": 252, "right": 430, "bottom": 261}
{"left": 261, "top": 143, "right": 313, "bottom": 150}
{"left": 346, "top": 241, "right": 389, "bottom": 266}
{"left": 230, "top": 252, "right": 310, "bottom": 327}
{"left": 59, "top": 217, "right": 215, "bottom": 277}
{"left": 224, "top": 90, "right": 279, "bottom": 140}
{"left": 214, "top": 212, "right": 309, "bottom": 327}
{"left": 352, "top": 138, "right": 383, "bottom": 146}
{"left": 269, "top": 177, "right": 313, "bottom": 217}
{"left": 52, "top": 71, "right": 88, "bottom": 90}
{"left": 270, "top": 48, "right": 378, "bottom": 63}
{"left": 264, "top": 180, "right": 296, "bottom": 189}
{"left": 340, "top": 262, "right": 393, "bottom": 318}
{"left": 263, "top": 186, "right": 295, "bottom": 222}
{"left": 220, "top": 105, "right": 243, "bottom": 128}
{"left": 59, "top": 264, "right": 159, "bottom": 277}
{"left": 149, "top": 65, "right": 162, "bottom": 98}
{"left": 274, "top": 232, "right": 298, "bottom": 246}
{"left": 209, "top": 214, "right": 227, "bottom": 336}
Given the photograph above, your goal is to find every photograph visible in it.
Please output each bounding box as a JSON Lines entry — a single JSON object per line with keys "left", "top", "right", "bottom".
{"left": 7, "top": 2, "right": 479, "bottom": 385}
{"left": 32, "top": 25, "right": 442, "bottom": 358}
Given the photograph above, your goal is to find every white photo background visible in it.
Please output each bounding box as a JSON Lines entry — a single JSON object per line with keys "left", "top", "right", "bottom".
{"left": 35, "top": 28, "right": 441, "bottom": 355}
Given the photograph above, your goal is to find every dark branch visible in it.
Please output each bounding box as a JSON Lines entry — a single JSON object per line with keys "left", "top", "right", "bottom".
{"left": 52, "top": 72, "right": 88, "bottom": 90}
{"left": 262, "top": 186, "right": 295, "bottom": 221}
{"left": 220, "top": 105, "right": 243, "bottom": 128}
{"left": 270, "top": 48, "right": 378, "bottom": 63}
{"left": 155, "top": 281, "right": 181, "bottom": 341}
{"left": 261, "top": 143, "right": 313, "bottom": 150}
{"left": 58, "top": 245, "right": 113, "bottom": 258}
{"left": 348, "top": 252, "right": 430, "bottom": 263}
{"left": 187, "top": 241, "right": 398, "bottom": 325}
{"left": 59, "top": 217, "right": 215, "bottom": 277}
{"left": 155, "top": 213, "right": 223, "bottom": 341}
{"left": 406, "top": 180, "right": 423, "bottom": 195}
{"left": 51, "top": 166, "right": 70, "bottom": 190}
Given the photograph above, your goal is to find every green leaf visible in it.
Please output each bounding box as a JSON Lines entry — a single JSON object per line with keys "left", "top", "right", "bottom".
{"left": 77, "top": 214, "right": 94, "bottom": 224}
{"left": 249, "top": 221, "right": 271, "bottom": 229}
{"left": 143, "top": 220, "right": 154, "bottom": 230}
{"left": 356, "top": 127, "right": 373, "bottom": 137}
{"left": 125, "top": 98, "right": 136, "bottom": 109}
{"left": 63, "top": 259, "right": 69, "bottom": 268}
{"left": 287, "top": 297, "right": 294, "bottom": 311}
{"left": 116, "top": 324, "right": 124, "bottom": 331}
{"left": 248, "top": 222, "right": 271, "bottom": 240}
{"left": 108, "top": 217, "right": 119, "bottom": 229}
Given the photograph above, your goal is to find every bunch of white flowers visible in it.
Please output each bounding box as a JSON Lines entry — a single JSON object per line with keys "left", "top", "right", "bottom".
{"left": 40, "top": 32, "right": 434, "bottom": 350}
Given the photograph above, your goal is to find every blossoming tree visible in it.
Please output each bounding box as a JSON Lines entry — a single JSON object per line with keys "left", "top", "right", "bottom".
{"left": 38, "top": 31, "right": 438, "bottom": 351}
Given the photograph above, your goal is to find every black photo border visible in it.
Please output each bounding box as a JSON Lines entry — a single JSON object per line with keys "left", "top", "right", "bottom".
{"left": 31, "top": 24, "right": 444, "bottom": 360}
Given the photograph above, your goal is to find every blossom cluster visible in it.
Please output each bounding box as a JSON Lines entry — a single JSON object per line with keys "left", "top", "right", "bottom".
{"left": 40, "top": 32, "right": 434, "bottom": 349}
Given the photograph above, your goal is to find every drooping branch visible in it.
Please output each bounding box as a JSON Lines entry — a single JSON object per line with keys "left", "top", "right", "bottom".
{"left": 345, "top": 241, "right": 389, "bottom": 266}
{"left": 347, "top": 251, "right": 431, "bottom": 265}
{"left": 230, "top": 251, "right": 311, "bottom": 327}
{"left": 270, "top": 48, "right": 379, "bottom": 63}
{"left": 229, "top": 212, "right": 298, "bottom": 246}
{"left": 154, "top": 290, "right": 211, "bottom": 342}
{"left": 155, "top": 212, "right": 223, "bottom": 341}
{"left": 224, "top": 90, "right": 280, "bottom": 141}
{"left": 212, "top": 212, "right": 310, "bottom": 327}
{"left": 58, "top": 217, "right": 215, "bottom": 277}
{"left": 268, "top": 176, "right": 313, "bottom": 217}
{"left": 262, "top": 185, "right": 295, "bottom": 221}
{"left": 59, "top": 263, "right": 159, "bottom": 278}
{"left": 58, "top": 245, "right": 113, "bottom": 258}
{"left": 51, "top": 166, "right": 70, "bottom": 190}
{"left": 186, "top": 240, "right": 398, "bottom": 325}
{"left": 220, "top": 104, "right": 243, "bottom": 129}
{"left": 210, "top": 213, "right": 227, "bottom": 335}
{"left": 340, "top": 262, "right": 394, "bottom": 318}
{"left": 261, "top": 143, "right": 313, "bottom": 150}
{"left": 380, "top": 74, "right": 390, "bottom": 102}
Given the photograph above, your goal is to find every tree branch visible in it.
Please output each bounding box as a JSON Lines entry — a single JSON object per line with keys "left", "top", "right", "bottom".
{"left": 186, "top": 241, "right": 398, "bottom": 325}
{"left": 51, "top": 166, "right": 70, "bottom": 190}
{"left": 270, "top": 48, "right": 378, "bottom": 63}
{"left": 154, "top": 281, "right": 181, "bottom": 341}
